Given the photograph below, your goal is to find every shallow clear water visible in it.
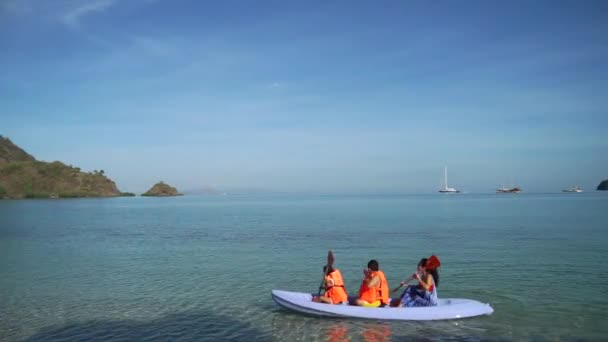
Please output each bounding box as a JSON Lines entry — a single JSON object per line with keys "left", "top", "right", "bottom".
{"left": 1, "top": 193, "right": 607, "bottom": 341}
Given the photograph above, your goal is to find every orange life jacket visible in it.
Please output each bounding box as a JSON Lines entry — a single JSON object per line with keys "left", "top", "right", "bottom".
{"left": 325, "top": 269, "right": 348, "bottom": 304}
{"left": 358, "top": 270, "right": 390, "bottom": 305}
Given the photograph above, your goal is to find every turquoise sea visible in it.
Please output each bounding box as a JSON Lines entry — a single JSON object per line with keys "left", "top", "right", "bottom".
{"left": 1, "top": 193, "right": 607, "bottom": 341}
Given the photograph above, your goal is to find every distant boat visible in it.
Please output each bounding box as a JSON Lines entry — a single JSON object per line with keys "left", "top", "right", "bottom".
{"left": 562, "top": 186, "right": 582, "bottom": 193}
{"left": 496, "top": 186, "right": 521, "bottom": 193}
{"left": 438, "top": 166, "right": 460, "bottom": 193}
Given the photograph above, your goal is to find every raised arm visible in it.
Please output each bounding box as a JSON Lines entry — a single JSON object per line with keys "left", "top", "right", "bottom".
{"left": 362, "top": 268, "right": 380, "bottom": 288}
{"left": 391, "top": 273, "right": 418, "bottom": 292}
{"left": 416, "top": 273, "right": 434, "bottom": 291}
{"left": 324, "top": 275, "right": 335, "bottom": 287}
{"left": 367, "top": 274, "right": 380, "bottom": 288}
{"left": 403, "top": 273, "right": 417, "bottom": 284}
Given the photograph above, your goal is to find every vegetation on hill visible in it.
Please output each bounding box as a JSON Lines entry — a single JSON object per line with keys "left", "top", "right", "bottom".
{"left": 0, "top": 136, "right": 35, "bottom": 164}
{"left": 142, "top": 181, "right": 183, "bottom": 196}
{"left": 0, "top": 135, "right": 127, "bottom": 199}
{"left": 597, "top": 179, "right": 608, "bottom": 191}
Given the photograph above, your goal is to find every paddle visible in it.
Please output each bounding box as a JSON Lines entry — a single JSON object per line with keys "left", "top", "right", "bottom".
{"left": 392, "top": 278, "right": 414, "bottom": 293}
{"left": 316, "top": 250, "right": 334, "bottom": 296}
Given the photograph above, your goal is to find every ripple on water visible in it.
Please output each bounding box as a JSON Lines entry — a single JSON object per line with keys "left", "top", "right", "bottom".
{"left": 2, "top": 194, "right": 608, "bottom": 341}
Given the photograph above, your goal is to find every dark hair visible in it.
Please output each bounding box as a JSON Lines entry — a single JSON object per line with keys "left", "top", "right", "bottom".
{"left": 418, "top": 258, "right": 440, "bottom": 287}
{"left": 367, "top": 259, "right": 379, "bottom": 271}
{"left": 323, "top": 265, "right": 335, "bottom": 274}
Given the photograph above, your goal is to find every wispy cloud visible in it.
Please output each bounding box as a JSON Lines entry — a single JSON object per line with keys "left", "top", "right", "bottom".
{"left": 62, "top": 0, "right": 116, "bottom": 29}
{"left": 1, "top": 0, "right": 120, "bottom": 29}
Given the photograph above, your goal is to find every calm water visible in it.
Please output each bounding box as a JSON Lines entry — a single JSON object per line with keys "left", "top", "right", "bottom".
{"left": 1, "top": 193, "right": 607, "bottom": 341}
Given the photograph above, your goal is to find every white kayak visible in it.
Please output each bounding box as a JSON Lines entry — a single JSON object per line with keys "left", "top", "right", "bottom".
{"left": 272, "top": 290, "right": 493, "bottom": 321}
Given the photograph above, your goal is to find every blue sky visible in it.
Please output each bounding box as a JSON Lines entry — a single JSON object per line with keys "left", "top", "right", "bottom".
{"left": 1, "top": 0, "right": 607, "bottom": 193}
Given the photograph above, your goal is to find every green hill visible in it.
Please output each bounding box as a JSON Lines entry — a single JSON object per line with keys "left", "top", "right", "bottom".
{"left": 0, "top": 136, "right": 35, "bottom": 164}
{"left": 142, "top": 181, "right": 183, "bottom": 196}
{"left": 0, "top": 135, "right": 127, "bottom": 199}
{"left": 597, "top": 179, "right": 608, "bottom": 191}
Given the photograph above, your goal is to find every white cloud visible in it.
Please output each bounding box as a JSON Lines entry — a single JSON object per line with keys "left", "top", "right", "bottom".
{"left": 62, "top": 0, "right": 116, "bottom": 28}
{"left": 1, "top": 0, "right": 121, "bottom": 29}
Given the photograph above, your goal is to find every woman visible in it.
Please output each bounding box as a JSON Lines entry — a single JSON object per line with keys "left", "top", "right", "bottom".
{"left": 312, "top": 265, "right": 348, "bottom": 304}
{"left": 398, "top": 256, "right": 440, "bottom": 307}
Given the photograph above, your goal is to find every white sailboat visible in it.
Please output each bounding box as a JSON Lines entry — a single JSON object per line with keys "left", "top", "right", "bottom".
{"left": 438, "top": 166, "right": 460, "bottom": 193}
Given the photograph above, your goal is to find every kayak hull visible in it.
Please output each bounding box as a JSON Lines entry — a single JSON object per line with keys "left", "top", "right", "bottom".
{"left": 272, "top": 290, "right": 493, "bottom": 321}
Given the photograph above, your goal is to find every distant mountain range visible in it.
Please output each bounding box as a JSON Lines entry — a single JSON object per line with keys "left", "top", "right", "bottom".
{"left": 182, "top": 186, "right": 226, "bottom": 195}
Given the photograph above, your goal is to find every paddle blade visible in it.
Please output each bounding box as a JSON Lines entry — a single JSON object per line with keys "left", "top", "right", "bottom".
{"left": 317, "top": 250, "right": 334, "bottom": 296}
{"left": 426, "top": 255, "right": 441, "bottom": 270}
{"left": 327, "top": 250, "right": 334, "bottom": 267}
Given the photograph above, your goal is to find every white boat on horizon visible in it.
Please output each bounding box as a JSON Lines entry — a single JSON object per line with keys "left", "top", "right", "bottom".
{"left": 496, "top": 186, "right": 521, "bottom": 193}
{"left": 562, "top": 186, "right": 582, "bottom": 193}
{"left": 438, "top": 166, "right": 460, "bottom": 193}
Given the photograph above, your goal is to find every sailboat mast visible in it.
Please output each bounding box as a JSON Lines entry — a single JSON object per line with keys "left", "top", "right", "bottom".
{"left": 444, "top": 166, "right": 448, "bottom": 189}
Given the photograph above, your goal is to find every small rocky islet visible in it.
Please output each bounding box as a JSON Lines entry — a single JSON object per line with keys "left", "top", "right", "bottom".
{"left": 141, "top": 181, "right": 183, "bottom": 197}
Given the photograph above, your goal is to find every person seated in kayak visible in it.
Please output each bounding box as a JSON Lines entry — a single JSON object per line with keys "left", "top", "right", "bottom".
{"left": 397, "top": 256, "right": 440, "bottom": 307}
{"left": 312, "top": 265, "right": 348, "bottom": 304}
{"left": 353, "top": 259, "right": 390, "bottom": 307}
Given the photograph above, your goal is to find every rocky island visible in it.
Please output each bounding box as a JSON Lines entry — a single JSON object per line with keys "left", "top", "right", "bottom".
{"left": 141, "top": 181, "right": 183, "bottom": 196}
{"left": 0, "top": 135, "right": 131, "bottom": 199}
{"left": 597, "top": 179, "right": 608, "bottom": 191}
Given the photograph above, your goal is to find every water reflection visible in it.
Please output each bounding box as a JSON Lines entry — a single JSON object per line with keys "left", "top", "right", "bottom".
{"left": 326, "top": 323, "right": 349, "bottom": 342}
{"left": 361, "top": 323, "right": 391, "bottom": 342}
{"left": 325, "top": 321, "right": 391, "bottom": 342}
